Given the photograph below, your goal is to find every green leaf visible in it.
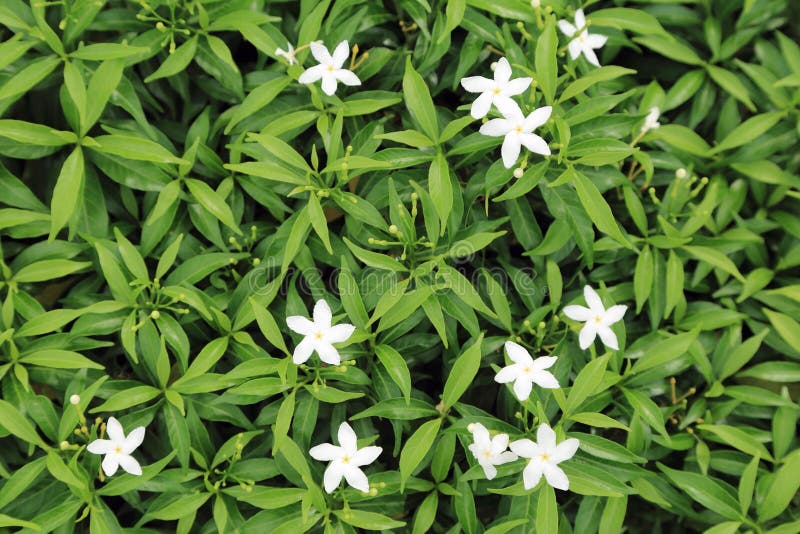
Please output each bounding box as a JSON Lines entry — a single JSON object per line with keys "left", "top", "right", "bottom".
{"left": 85, "top": 59, "right": 125, "bottom": 134}
{"left": 589, "top": 8, "right": 670, "bottom": 37}
{"left": 650, "top": 125, "right": 711, "bottom": 156}
{"left": 224, "top": 486, "right": 305, "bottom": 510}
{"left": 441, "top": 334, "right": 483, "bottom": 410}
{"left": 334, "top": 510, "right": 406, "bottom": 531}
{"left": 226, "top": 76, "right": 292, "bottom": 134}
{"left": 634, "top": 36, "right": 704, "bottom": 66}
{"left": 145, "top": 36, "right": 198, "bottom": 83}
{"left": 706, "top": 65, "right": 756, "bottom": 111}
{"left": 536, "top": 485, "right": 558, "bottom": 533}
{"left": 144, "top": 492, "right": 212, "bottom": 522}
{"left": 49, "top": 146, "right": 85, "bottom": 239}
{"left": 535, "top": 17, "right": 557, "bottom": 104}
{"left": 185, "top": 178, "right": 241, "bottom": 233}
{"left": 621, "top": 388, "right": 668, "bottom": 439}
{"left": 572, "top": 171, "right": 631, "bottom": 248}
{"left": 400, "top": 418, "right": 441, "bottom": 490}
{"left": 758, "top": 451, "right": 800, "bottom": 521}
{"left": 375, "top": 344, "right": 412, "bottom": 403}
{"left": 0, "top": 119, "right": 76, "bottom": 146}
{"left": 559, "top": 67, "right": 637, "bottom": 102}
{"left": 343, "top": 237, "right": 407, "bottom": 272}
{"left": 0, "top": 55, "right": 61, "bottom": 102}
{"left": 90, "top": 385, "right": 161, "bottom": 413}
{"left": 565, "top": 354, "right": 608, "bottom": 417}
{"left": 710, "top": 112, "right": 784, "bottom": 154}
{"left": 634, "top": 246, "right": 653, "bottom": 313}
{"left": 247, "top": 132, "right": 311, "bottom": 173}
{"left": 657, "top": 463, "right": 742, "bottom": 520}
{"left": 429, "top": 152, "right": 452, "bottom": 233}
{"left": 13, "top": 259, "right": 90, "bottom": 283}
{"left": 20, "top": 349, "right": 104, "bottom": 370}
{"left": 569, "top": 412, "right": 629, "bottom": 431}
{"left": 697, "top": 424, "right": 773, "bottom": 462}
{"left": 630, "top": 329, "right": 699, "bottom": 375}
{"left": 682, "top": 245, "right": 745, "bottom": 282}
{"left": 0, "top": 399, "right": 47, "bottom": 448}
{"left": 92, "top": 135, "right": 188, "bottom": 165}
{"left": 738, "top": 454, "right": 759, "bottom": 514}
{"left": 98, "top": 452, "right": 176, "bottom": 496}
{"left": 403, "top": 57, "right": 438, "bottom": 141}
{"left": 351, "top": 398, "right": 439, "bottom": 420}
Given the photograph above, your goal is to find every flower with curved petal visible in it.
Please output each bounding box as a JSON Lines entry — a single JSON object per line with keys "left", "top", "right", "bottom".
{"left": 287, "top": 299, "right": 355, "bottom": 365}
{"left": 309, "top": 422, "right": 382, "bottom": 493}
{"left": 298, "top": 40, "right": 361, "bottom": 96}
{"left": 563, "top": 285, "right": 627, "bottom": 350}
{"left": 276, "top": 43, "right": 297, "bottom": 65}
{"left": 479, "top": 104, "right": 552, "bottom": 168}
{"left": 557, "top": 9, "right": 607, "bottom": 68}
{"left": 641, "top": 107, "right": 661, "bottom": 133}
{"left": 467, "top": 422, "right": 518, "bottom": 480}
{"left": 460, "top": 57, "right": 532, "bottom": 119}
{"left": 510, "top": 423, "right": 579, "bottom": 491}
{"left": 87, "top": 417, "right": 145, "bottom": 477}
{"left": 494, "top": 341, "right": 559, "bottom": 401}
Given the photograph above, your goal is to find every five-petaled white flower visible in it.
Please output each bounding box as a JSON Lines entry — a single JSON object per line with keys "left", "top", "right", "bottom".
{"left": 309, "top": 422, "right": 382, "bottom": 493}
{"left": 640, "top": 107, "right": 661, "bottom": 133}
{"left": 287, "top": 299, "right": 355, "bottom": 365}
{"left": 276, "top": 43, "right": 297, "bottom": 65}
{"left": 460, "top": 57, "right": 532, "bottom": 119}
{"left": 494, "top": 341, "right": 559, "bottom": 401}
{"left": 563, "top": 285, "right": 627, "bottom": 350}
{"left": 467, "top": 422, "right": 518, "bottom": 480}
{"left": 298, "top": 40, "right": 361, "bottom": 96}
{"left": 558, "top": 9, "right": 608, "bottom": 68}
{"left": 87, "top": 417, "right": 145, "bottom": 477}
{"left": 510, "top": 423, "right": 579, "bottom": 491}
{"left": 480, "top": 105, "right": 552, "bottom": 168}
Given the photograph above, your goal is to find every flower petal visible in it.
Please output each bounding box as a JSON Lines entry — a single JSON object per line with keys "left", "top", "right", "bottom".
{"left": 327, "top": 323, "right": 355, "bottom": 343}
{"left": 531, "top": 355, "right": 557, "bottom": 371}
{"left": 337, "top": 422, "right": 358, "bottom": 452}
{"left": 583, "top": 285, "right": 604, "bottom": 311}
{"left": 494, "top": 57, "right": 512, "bottom": 84}
{"left": 323, "top": 461, "right": 345, "bottom": 493}
{"left": 505, "top": 341, "right": 533, "bottom": 365}
{"left": 482, "top": 462, "right": 498, "bottom": 480}
{"left": 520, "top": 133, "right": 551, "bottom": 156}
{"left": 523, "top": 106, "right": 552, "bottom": 131}
{"left": 543, "top": 463, "right": 569, "bottom": 491}
{"left": 309, "top": 443, "right": 342, "bottom": 461}
{"left": 552, "top": 437, "right": 580, "bottom": 464}
{"left": 563, "top": 305, "right": 592, "bottom": 321}
{"left": 335, "top": 69, "right": 361, "bottom": 87}
{"left": 123, "top": 426, "right": 145, "bottom": 454}
{"left": 531, "top": 369, "right": 560, "bottom": 389}
{"left": 557, "top": 20, "right": 577, "bottom": 37}
{"left": 502, "top": 77, "right": 532, "bottom": 96}
{"left": 309, "top": 41, "right": 332, "bottom": 64}
{"left": 479, "top": 118, "right": 512, "bottom": 137}
{"left": 292, "top": 336, "right": 315, "bottom": 364}
{"left": 106, "top": 417, "right": 125, "bottom": 443}
{"left": 331, "top": 40, "right": 350, "bottom": 68}
{"left": 460, "top": 75, "right": 493, "bottom": 93}
{"left": 536, "top": 423, "right": 557, "bottom": 450}
{"left": 470, "top": 91, "right": 494, "bottom": 119}
{"left": 586, "top": 33, "right": 608, "bottom": 49}
{"left": 343, "top": 466, "right": 370, "bottom": 492}
{"left": 597, "top": 325, "right": 620, "bottom": 350}
{"left": 567, "top": 39, "right": 582, "bottom": 60}
{"left": 501, "top": 134, "right": 522, "bottom": 169}
{"left": 574, "top": 8, "right": 586, "bottom": 30}
{"left": 320, "top": 73, "right": 338, "bottom": 96}
{"left": 494, "top": 364, "right": 519, "bottom": 384}
{"left": 509, "top": 438, "right": 539, "bottom": 458}
{"left": 352, "top": 446, "right": 382, "bottom": 466}
{"left": 513, "top": 376, "right": 533, "bottom": 401}
{"left": 298, "top": 64, "right": 325, "bottom": 84}
{"left": 496, "top": 451, "right": 519, "bottom": 464}
{"left": 582, "top": 46, "right": 601, "bottom": 68}
{"left": 493, "top": 96, "right": 523, "bottom": 119}
{"left": 522, "top": 459, "right": 544, "bottom": 490}
{"left": 87, "top": 439, "right": 112, "bottom": 455}
{"left": 102, "top": 454, "right": 120, "bottom": 477}
{"left": 313, "top": 299, "right": 333, "bottom": 328}
{"left": 315, "top": 342, "right": 341, "bottom": 365}
{"left": 578, "top": 324, "right": 597, "bottom": 350}
{"left": 118, "top": 455, "right": 142, "bottom": 476}
{"left": 491, "top": 433, "right": 509, "bottom": 454}
{"left": 602, "top": 305, "right": 627, "bottom": 325}
{"left": 471, "top": 422, "right": 491, "bottom": 450}
{"left": 287, "top": 316, "right": 316, "bottom": 335}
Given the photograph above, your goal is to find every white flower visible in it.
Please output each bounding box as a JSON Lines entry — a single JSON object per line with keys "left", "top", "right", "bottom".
{"left": 276, "top": 43, "right": 296, "bottom": 65}
{"left": 563, "top": 285, "right": 627, "bottom": 350}
{"left": 460, "top": 57, "right": 532, "bottom": 119}
{"left": 298, "top": 40, "right": 361, "bottom": 96}
{"left": 467, "top": 423, "right": 518, "bottom": 480}
{"left": 287, "top": 299, "right": 355, "bottom": 365}
{"left": 87, "top": 417, "right": 145, "bottom": 477}
{"left": 309, "top": 422, "right": 382, "bottom": 493}
{"left": 510, "top": 423, "right": 579, "bottom": 491}
{"left": 641, "top": 106, "right": 661, "bottom": 133}
{"left": 494, "top": 341, "right": 559, "bottom": 401}
{"left": 557, "top": 9, "right": 608, "bottom": 68}
{"left": 479, "top": 104, "right": 551, "bottom": 168}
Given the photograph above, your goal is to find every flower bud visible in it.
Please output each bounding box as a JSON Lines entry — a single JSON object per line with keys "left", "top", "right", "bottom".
{"left": 513, "top": 167, "right": 524, "bottom": 179}
{"left": 467, "top": 423, "right": 475, "bottom": 432}
{"left": 150, "top": 310, "right": 160, "bottom": 320}
{"left": 675, "top": 168, "right": 687, "bottom": 179}
{"left": 531, "top": 0, "right": 541, "bottom": 8}
{"left": 70, "top": 394, "right": 81, "bottom": 405}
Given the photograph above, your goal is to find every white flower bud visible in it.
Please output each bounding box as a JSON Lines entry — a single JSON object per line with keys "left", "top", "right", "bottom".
{"left": 675, "top": 168, "right": 688, "bottom": 179}
{"left": 70, "top": 394, "right": 80, "bottom": 405}
{"left": 513, "top": 167, "right": 524, "bottom": 179}
{"left": 531, "top": 0, "right": 541, "bottom": 8}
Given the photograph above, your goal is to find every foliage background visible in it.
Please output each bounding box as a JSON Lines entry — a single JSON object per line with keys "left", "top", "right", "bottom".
{"left": 0, "top": 0, "right": 799, "bottom": 532}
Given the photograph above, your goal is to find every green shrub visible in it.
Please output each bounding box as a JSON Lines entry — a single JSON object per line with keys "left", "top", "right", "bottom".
{"left": 0, "top": 0, "right": 798, "bottom": 532}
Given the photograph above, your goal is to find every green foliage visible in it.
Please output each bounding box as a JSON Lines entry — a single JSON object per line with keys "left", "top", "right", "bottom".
{"left": 0, "top": 0, "right": 798, "bottom": 532}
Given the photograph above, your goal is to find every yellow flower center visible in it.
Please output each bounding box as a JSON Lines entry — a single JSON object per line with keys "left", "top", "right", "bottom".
{"left": 114, "top": 446, "right": 122, "bottom": 454}
{"left": 315, "top": 332, "right": 324, "bottom": 340}
{"left": 541, "top": 452, "right": 550, "bottom": 462}
{"left": 483, "top": 451, "right": 492, "bottom": 459}
{"left": 326, "top": 65, "right": 335, "bottom": 72}
{"left": 493, "top": 87, "right": 501, "bottom": 95}
{"left": 515, "top": 125, "right": 523, "bottom": 133}
{"left": 594, "top": 315, "right": 602, "bottom": 323}
{"left": 342, "top": 456, "right": 350, "bottom": 464}
{"left": 523, "top": 366, "right": 531, "bottom": 373}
